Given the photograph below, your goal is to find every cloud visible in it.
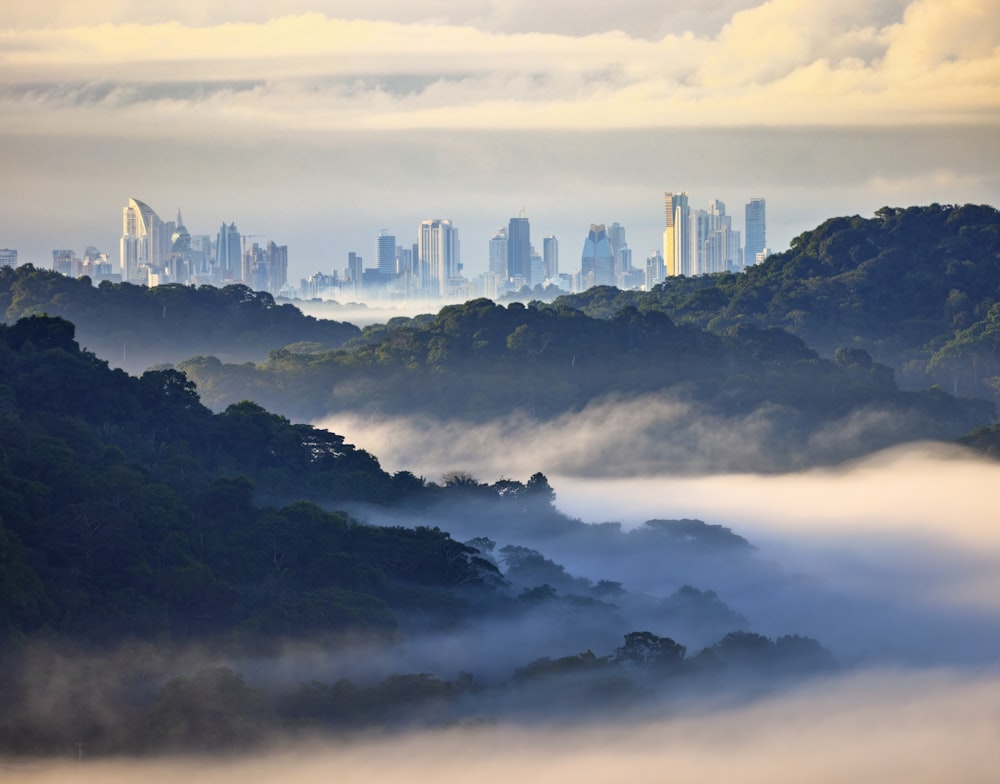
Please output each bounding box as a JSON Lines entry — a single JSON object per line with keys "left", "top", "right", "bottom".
{"left": 1, "top": 0, "right": 997, "bottom": 132}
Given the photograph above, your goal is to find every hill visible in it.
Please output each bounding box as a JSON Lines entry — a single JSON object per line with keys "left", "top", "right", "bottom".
{"left": 554, "top": 203, "right": 1000, "bottom": 401}
{"left": 0, "top": 266, "right": 360, "bottom": 374}
{"left": 178, "top": 297, "right": 994, "bottom": 470}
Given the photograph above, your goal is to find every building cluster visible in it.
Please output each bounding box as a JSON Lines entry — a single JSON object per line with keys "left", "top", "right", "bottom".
{"left": 118, "top": 198, "right": 288, "bottom": 293}
{"left": 321, "top": 196, "right": 766, "bottom": 302}
{"left": 1, "top": 194, "right": 767, "bottom": 302}
{"left": 660, "top": 194, "right": 768, "bottom": 279}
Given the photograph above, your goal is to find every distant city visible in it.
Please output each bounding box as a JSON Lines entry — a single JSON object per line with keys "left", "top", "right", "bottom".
{"left": 0, "top": 194, "right": 769, "bottom": 302}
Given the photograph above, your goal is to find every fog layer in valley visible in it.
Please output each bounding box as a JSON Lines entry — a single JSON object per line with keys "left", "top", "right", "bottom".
{"left": 327, "top": 406, "right": 1000, "bottom": 672}
{"left": 317, "top": 392, "right": 972, "bottom": 477}
{"left": 6, "top": 669, "right": 1000, "bottom": 783}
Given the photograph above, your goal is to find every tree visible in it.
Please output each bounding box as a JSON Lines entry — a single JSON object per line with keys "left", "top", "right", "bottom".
{"left": 613, "top": 631, "right": 686, "bottom": 670}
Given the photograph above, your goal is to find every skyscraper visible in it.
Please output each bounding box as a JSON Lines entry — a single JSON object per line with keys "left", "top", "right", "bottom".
{"left": 215, "top": 222, "right": 241, "bottom": 282}
{"left": 662, "top": 192, "right": 690, "bottom": 277}
{"left": 543, "top": 235, "right": 559, "bottom": 281}
{"left": 489, "top": 227, "right": 508, "bottom": 278}
{"left": 745, "top": 197, "right": 767, "bottom": 267}
{"left": 419, "top": 218, "right": 460, "bottom": 297}
{"left": 507, "top": 213, "right": 531, "bottom": 286}
{"left": 376, "top": 231, "right": 396, "bottom": 276}
{"left": 121, "top": 197, "right": 164, "bottom": 284}
{"left": 581, "top": 224, "right": 616, "bottom": 288}
{"left": 347, "top": 251, "right": 363, "bottom": 285}
{"left": 645, "top": 250, "right": 665, "bottom": 288}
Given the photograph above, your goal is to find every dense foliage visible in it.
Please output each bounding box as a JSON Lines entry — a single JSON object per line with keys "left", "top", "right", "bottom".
{"left": 178, "top": 297, "right": 994, "bottom": 469}
{"left": 554, "top": 204, "right": 1000, "bottom": 400}
{"left": 0, "top": 315, "right": 507, "bottom": 644}
{"left": 0, "top": 315, "right": 840, "bottom": 754}
{"left": 0, "top": 266, "right": 359, "bottom": 374}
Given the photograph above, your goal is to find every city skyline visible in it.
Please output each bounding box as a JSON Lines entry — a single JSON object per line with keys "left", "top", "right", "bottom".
{"left": 0, "top": 1, "right": 997, "bottom": 283}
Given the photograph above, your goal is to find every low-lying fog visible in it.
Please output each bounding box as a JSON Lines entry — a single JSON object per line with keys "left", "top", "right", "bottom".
{"left": 7, "top": 406, "right": 999, "bottom": 776}
{"left": 7, "top": 669, "right": 1000, "bottom": 782}
{"left": 320, "top": 406, "right": 1000, "bottom": 673}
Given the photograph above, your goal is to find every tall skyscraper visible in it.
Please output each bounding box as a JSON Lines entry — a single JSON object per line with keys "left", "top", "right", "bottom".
{"left": 489, "top": 227, "right": 508, "bottom": 278}
{"left": 581, "top": 224, "right": 616, "bottom": 288}
{"left": 267, "top": 241, "right": 288, "bottom": 293}
{"left": 645, "top": 250, "right": 665, "bottom": 288}
{"left": 507, "top": 213, "right": 531, "bottom": 286}
{"left": 347, "top": 251, "right": 363, "bottom": 285}
{"left": 745, "top": 197, "right": 767, "bottom": 267}
{"left": 543, "top": 235, "right": 559, "bottom": 281}
{"left": 216, "top": 222, "right": 241, "bottom": 281}
{"left": 121, "top": 197, "right": 165, "bottom": 284}
{"left": 52, "top": 249, "right": 76, "bottom": 277}
{"left": 376, "top": 231, "right": 396, "bottom": 276}
{"left": 0, "top": 249, "right": 17, "bottom": 268}
{"left": 419, "top": 218, "right": 460, "bottom": 297}
{"left": 662, "top": 192, "right": 690, "bottom": 277}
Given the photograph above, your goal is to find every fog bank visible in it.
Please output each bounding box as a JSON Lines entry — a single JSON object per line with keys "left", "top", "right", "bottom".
{"left": 6, "top": 669, "right": 999, "bottom": 783}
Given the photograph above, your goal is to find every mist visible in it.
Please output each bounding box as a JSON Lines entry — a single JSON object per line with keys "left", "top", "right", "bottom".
{"left": 7, "top": 373, "right": 1000, "bottom": 768}
{"left": 317, "top": 392, "right": 984, "bottom": 477}
{"left": 5, "top": 668, "right": 1000, "bottom": 782}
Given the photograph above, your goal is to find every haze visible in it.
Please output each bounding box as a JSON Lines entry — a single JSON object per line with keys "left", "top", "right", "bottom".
{"left": 2, "top": 0, "right": 998, "bottom": 280}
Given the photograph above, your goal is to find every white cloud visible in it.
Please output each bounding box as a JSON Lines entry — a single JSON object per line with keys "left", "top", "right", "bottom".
{"left": 0, "top": 0, "right": 997, "bottom": 131}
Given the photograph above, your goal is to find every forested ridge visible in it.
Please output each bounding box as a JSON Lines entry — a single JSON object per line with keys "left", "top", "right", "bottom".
{"left": 555, "top": 203, "right": 1000, "bottom": 400}
{"left": 0, "top": 266, "right": 360, "bottom": 374}
{"left": 0, "top": 316, "right": 836, "bottom": 753}
{"left": 178, "top": 297, "right": 994, "bottom": 469}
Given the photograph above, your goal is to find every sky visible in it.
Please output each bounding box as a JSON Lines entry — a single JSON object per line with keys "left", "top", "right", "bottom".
{"left": 1, "top": 0, "right": 999, "bottom": 284}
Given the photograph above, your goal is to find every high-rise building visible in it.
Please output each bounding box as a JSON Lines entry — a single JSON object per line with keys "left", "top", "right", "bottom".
{"left": 52, "top": 249, "right": 77, "bottom": 277}
{"left": 121, "top": 197, "right": 165, "bottom": 284}
{"left": 347, "top": 252, "right": 363, "bottom": 285}
{"left": 376, "top": 231, "right": 396, "bottom": 276}
{"left": 0, "top": 249, "right": 17, "bottom": 268}
{"left": 267, "top": 241, "right": 288, "bottom": 293}
{"left": 543, "top": 235, "right": 559, "bottom": 281}
{"left": 745, "top": 197, "right": 766, "bottom": 267}
{"left": 645, "top": 250, "right": 665, "bottom": 288}
{"left": 581, "top": 224, "right": 616, "bottom": 288}
{"left": 489, "top": 227, "right": 508, "bottom": 278}
{"left": 662, "top": 192, "right": 690, "bottom": 277}
{"left": 216, "top": 222, "right": 241, "bottom": 281}
{"left": 507, "top": 214, "right": 531, "bottom": 286}
{"left": 419, "top": 218, "right": 460, "bottom": 297}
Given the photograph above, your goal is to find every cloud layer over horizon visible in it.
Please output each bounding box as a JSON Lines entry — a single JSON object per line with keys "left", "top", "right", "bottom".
{"left": 3, "top": 0, "right": 997, "bottom": 132}
{"left": 0, "top": 0, "right": 997, "bottom": 283}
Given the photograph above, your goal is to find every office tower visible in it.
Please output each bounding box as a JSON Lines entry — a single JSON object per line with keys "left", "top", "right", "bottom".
{"left": 121, "top": 197, "right": 165, "bottom": 284}
{"left": 507, "top": 213, "right": 531, "bottom": 285}
{"left": 0, "top": 249, "right": 17, "bottom": 268}
{"left": 242, "top": 241, "right": 263, "bottom": 288}
{"left": 645, "top": 250, "right": 665, "bottom": 288}
{"left": 267, "top": 241, "right": 288, "bottom": 292}
{"left": 530, "top": 250, "right": 545, "bottom": 287}
{"left": 396, "top": 245, "right": 413, "bottom": 277}
{"left": 581, "top": 224, "right": 616, "bottom": 288}
{"left": 543, "top": 235, "right": 559, "bottom": 280}
{"left": 376, "top": 231, "right": 396, "bottom": 276}
{"left": 347, "top": 252, "right": 363, "bottom": 284}
{"left": 419, "top": 218, "right": 460, "bottom": 297}
{"left": 662, "top": 192, "right": 690, "bottom": 277}
{"left": 607, "top": 221, "right": 635, "bottom": 283}
{"left": 489, "top": 227, "right": 508, "bottom": 277}
{"left": 216, "top": 221, "right": 241, "bottom": 281}
{"left": 745, "top": 197, "right": 766, "bottom": 267}
{"left": 52, "top": 249, "right": 76, "bottom": 277}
